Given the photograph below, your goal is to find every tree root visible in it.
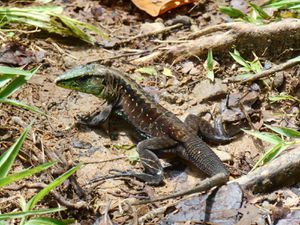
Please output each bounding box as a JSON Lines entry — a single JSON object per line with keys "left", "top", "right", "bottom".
{"left": 157, "top": 19, "right": 300, "bottom": 63}
{"left": 235, "top": 144, "right": 300, "bottom": 193}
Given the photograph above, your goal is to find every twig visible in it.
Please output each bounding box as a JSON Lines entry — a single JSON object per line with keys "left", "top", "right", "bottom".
{"left": 82, "top": 156, "right": 127, "bottom": 164}
{"left": 239, "top": 57, "right": 300, "bottom": 83}
{"left": 5, "top": 183, "right": 89, "bottom": 209}
{"left": 115, "top": 23, "right": 183, "bottom": 46}
{"left": 138, "top": 202, "right": 177, "bottom": 224}
{"left": 131, "top": 173, "right": 228, "bottom": 205}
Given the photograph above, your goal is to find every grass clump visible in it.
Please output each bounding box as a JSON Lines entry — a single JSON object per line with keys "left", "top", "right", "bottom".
{"left": 0, "top": 6, "right": 108, "bottom": 44}
{"left": 0, "top": 65, "right": 44, "bottom": 114}
{"left": 0, "top": 125, "right": 82, "bottom": 224}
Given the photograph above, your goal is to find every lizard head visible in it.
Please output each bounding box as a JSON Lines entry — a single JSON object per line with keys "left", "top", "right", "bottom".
{"left": 55, "top": 64, "right": 106, "bottom": 97}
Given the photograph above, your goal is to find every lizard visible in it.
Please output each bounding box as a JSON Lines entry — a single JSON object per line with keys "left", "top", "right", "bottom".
{"left": 55, "top": 64, "right": 233, "bottom": 200}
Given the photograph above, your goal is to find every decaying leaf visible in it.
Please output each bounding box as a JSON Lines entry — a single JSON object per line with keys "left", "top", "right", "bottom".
{"left": 132, "top": 0, "right": 196, "bottom": 17}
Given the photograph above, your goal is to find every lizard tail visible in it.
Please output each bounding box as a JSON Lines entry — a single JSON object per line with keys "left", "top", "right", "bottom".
{"left": 183, "top": 136, "right": 229, "bottom": 177}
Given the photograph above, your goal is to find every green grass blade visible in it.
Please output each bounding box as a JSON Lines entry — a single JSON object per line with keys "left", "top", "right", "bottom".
{"left": 269, "top": 93, "right": 300, "bottom": 103}
{"left": 229, "top": 50, "right": 252, "bottom": 71}
{"left": 243, "top": 129, "right": 283, "bottom": 144}
{"left": 252, "top": 143, "right": 287, "bottom": 170}
{"left": 219, "top": 6, "right": 247, "bottom": 18}
{"left": 206, "top": 49, "right": 215, "bottom": 82}
{"left": 0, "top": 162, "right": 55, "bottom": 188}
{"left": 0, "top": 6, "right": 108, "bottom": 44}
{"left": 290, "top": 4, "right": 300, "bottom": 9}
{"left": 0, "top": 66, "right": 39, "bottom": 98}
{"left": 0, "top": 208, "right": 66, "bottom": 220}
{"left": 289, "top": 55, "right": 300, "bottom": 62}
{"left": 0, "top": 74, "right": 14, "bottom": 89}
{"left": 25, "top": 163, "right": 82, "bottom": 211}
{"left": 250, "top": 3, "right": 271, "bottom": 19}
{"left": 265, "top": 0, "right": 300, "bottom": 9}
{"left": 135, "top": 67, "right": 158, "bottom": 76}
{"left": 0, "top": 10, "right": 50, "bottom": 22}
{"left": 57, "top": 15, "right": 93, "bottom": 44}
{"left": 265, "top": 124, "right": 300, "bottom": 138}
{"left": 58, "top": 15, "right": 109, "bottom": 39}
{"left": 57, "top": 14, "right": 109, "bottom": 39}
{"left": 0, "top": 126, "right": 30, "bottom": 178}
{"left": 0, "top": 66, "right": 35, "bottom": 76}
{"left": 3, "top": 16, "right": 51, "bottom": 30}
{"left": 0, "top": 98, "right": 45, "bottom": 115}
{"left": 25, "top": 217, "right": 70, "bottom": 225}
{"left": 0, "top": 75, "right": 27, "bottom": 98}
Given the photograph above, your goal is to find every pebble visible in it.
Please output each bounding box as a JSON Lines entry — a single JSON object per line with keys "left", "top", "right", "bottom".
{"left": 140, "top": 22, "right": 165, "bottom": 34}
{"left": 192, "top": 78, "right": 228, "bottom": 102}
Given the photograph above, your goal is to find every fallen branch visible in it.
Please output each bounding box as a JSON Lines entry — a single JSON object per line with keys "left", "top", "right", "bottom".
{"left": 235, "top": 144, "right": 300, "bottom": 192}
{"left": 159, "top": 19, "right": 300, "bottom": 63}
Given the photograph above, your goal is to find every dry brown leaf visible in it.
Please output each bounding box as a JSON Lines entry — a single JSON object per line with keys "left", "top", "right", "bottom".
{"left": 132, "top": 0, "right": 195, "bottom": 17}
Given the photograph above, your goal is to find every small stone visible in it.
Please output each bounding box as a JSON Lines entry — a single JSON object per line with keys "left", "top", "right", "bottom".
{"left": 161, "top": 92, "right": 178, "bottom": 104}
{"left": 277, "top": 211, "right": 300, "bottom": 225}
{"left": 140, "top": 22, "right": 165, "bottom": 34}
{"left": 175, "top": 98, "right": 184, "bottom": 105}
{"left": 273, "top": 71, "right": 285, "bottom": 88}
{"left": 202, "top": 13, "right": 211, "bottom": 21}
{"left": 180, "top": 76, "right": 191, "bottom": 85}
{"left": 190, "top": 99, "right": 197, "bottom": 106}
{"left": 192, "top": 78, "right": 228, "bottom": 102}
{"left": 163, "top": 183, "right": 242, "bottom": 224}
{"left": 213, "top": 149, "right": 232, "bottom": 162}
{"left": 165, "top": 15, "right": 192, "bottom": 27}
{"left": 181, "top": 61, "right": 194, "bottom": 74}
{"left": 72, "top": 139, "right": 92, "bottom": 149}
{"left": 189, "top": 66, "right": 200, "bottom": 75}
{"left": 63, "top": 56, "right": 76, "bottom": 69}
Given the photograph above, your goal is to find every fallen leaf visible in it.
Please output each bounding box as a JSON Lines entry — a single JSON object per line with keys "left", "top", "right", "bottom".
{"left": 0, "top": 42, "right": 34, "bottom": 66}
{"left": 132, "top": 0, "right": 196, "bottom": 17}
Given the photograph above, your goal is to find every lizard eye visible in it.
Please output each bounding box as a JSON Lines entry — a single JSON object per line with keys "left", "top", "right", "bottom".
{"left": 78, "top": 77, "right": 88, "bottom": 83}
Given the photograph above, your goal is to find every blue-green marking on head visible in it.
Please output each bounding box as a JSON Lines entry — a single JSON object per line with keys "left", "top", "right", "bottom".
{"left": 55, "top": 64, "right": 106, "bottom": 97}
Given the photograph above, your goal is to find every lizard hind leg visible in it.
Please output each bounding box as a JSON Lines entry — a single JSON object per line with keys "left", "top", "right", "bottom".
{"left": 86, "top": 137, "right": 179, "bottom": 186}
{"left": 184, "top": 114, "right": 237, "bottom": 144}
{"left": 134, "top": 137, "right": 179, "bottom": 185}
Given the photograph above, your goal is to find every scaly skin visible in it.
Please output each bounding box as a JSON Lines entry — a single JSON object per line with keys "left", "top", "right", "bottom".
{"left": 55, "top": 64, "right": 229, "bottom": 185}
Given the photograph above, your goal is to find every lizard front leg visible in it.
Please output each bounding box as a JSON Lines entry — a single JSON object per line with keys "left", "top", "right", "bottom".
{"left": 77, "top": 104, "right": 149, "bottom": 141}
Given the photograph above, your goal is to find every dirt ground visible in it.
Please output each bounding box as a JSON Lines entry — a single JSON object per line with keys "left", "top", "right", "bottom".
{"left": 1, "top": 0, "right": 300, "bottom": 224}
